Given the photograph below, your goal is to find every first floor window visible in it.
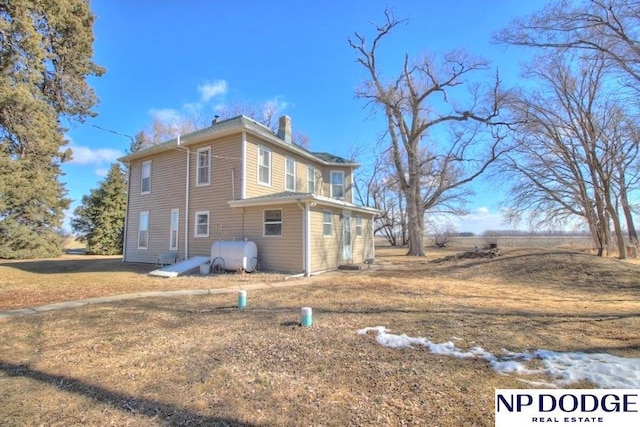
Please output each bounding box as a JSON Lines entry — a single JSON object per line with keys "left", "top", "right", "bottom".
{"left": 356, "top": 215, "right": 363, "bottom": 236}
{"left": 264, "top": 209, "right": 283, "bottom": 236}
{"left": 323, "top": 210, "right": 333, "bottom": 236}
{"left": 195, "top": 211, "right": 209, "bottom": 237}
{"left": 138, "top": 211, "right": 149, "bottom": 248}
{"left": 169, "top": 209, "right": 179, "bottom": 250}
{"left": 330, "top": 170, "right": 345, "bottom": 199}
{"left": 141, "top": 160, "right": 151, "bottom": 194}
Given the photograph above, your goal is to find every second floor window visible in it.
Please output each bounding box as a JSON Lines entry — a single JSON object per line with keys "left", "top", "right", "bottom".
{"left": 197, "top": 147, "right": 211, "bottom": 186}
{"left": 330, "top": 170, "right": 345, "bottom": 199}
{"left": 141, "top": 160, "right": 151, "bottom": 194}
{"left": 258, "top": 146, "right": 271, "bottom": 185}
{"left": 307, "top": 165, "right": 316, "bottom": 194}
{"left": 286, "top": 157, "right": 296, "bottom": 191}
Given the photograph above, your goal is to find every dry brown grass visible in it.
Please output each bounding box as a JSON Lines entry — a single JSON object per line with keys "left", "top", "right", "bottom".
{"left": 1, "top": 247, "right": 639, "bottom": 426}
{"left": 0, "top": 255, "right": 287, "bottom": 310}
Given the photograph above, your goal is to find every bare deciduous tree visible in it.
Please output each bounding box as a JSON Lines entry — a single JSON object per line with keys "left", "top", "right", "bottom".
{"left": 350, "top": 10, "right": 509, "bottom": 256}
{"left": 430, "top": 220, "right": 457, "bottom": 248}
{"left": 351, "top": 140, "right": 408, "bottom": 246}
{"left": 496, "top": 0, "right": 640, "bottom": 89}
{"left": 501, "top": 52, "right": 639, "bottom": 258}
{"left": 497, "top": 0, "right": 640, "bottom": 257}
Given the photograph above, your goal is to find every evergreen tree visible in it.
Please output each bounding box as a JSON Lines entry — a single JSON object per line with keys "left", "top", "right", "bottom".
{"left": 0, "top": 0, "right": 104, "bottom": 258}
{"left": 71, "top": 163, "right": 127, "bottom": 255}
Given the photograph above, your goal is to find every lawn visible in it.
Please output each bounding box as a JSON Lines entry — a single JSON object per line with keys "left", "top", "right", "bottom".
{"left": 1, "top": 246, "right": 639, "bottom": 426}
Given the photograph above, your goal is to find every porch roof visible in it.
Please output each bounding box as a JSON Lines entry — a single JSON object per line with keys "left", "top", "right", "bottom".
{"left": 228, "top": 192, "right": 380, "bottom": 215}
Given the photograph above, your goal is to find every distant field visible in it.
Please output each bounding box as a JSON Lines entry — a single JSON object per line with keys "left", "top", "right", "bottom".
{"left": 376, "top": 235, "right": 595, "bottom": 251}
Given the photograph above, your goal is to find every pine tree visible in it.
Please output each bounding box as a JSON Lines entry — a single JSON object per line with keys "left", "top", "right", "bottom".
{"left": 0, "top": 0, "right": 104, "bottom": 258}
{"left": 71, "top": 163, "right": 127, "bottom": 255}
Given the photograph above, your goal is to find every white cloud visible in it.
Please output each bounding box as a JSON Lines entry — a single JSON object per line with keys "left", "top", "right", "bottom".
{"left": 149, "top": 108, "right": 182, "bottom": 124}
{"left": 198, "top": 79, "right": 228, "bottom": 102}
{"left": 68, "top": 144, "right": 122, "bottom": 166}
{"left": 262, "top": 96, "right": 289, "bottom": 114}
{"left": 95, "top": 168, "right": 109, "bottom": 177}
{"left": 476, "top": 206, "right": 489, "bottom": 215}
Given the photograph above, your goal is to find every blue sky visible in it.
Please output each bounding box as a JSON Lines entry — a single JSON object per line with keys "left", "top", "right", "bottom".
{"left": 62, "top": 0, "right": 546, "bottom": 234}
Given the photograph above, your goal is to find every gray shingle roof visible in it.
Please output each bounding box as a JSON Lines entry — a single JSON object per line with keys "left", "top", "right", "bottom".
{"left": 119, "top": 115, "right": 358, "bottom": 167}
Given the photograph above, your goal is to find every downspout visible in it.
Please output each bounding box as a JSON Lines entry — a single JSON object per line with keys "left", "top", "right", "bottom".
{"left": 231, "top": 167, "right": 235, "bottom": 200}
{"left": 122, "top": 160, "right": 131, "bottom": 262}
{"left": 305, "top": 203, "right": 311, "bottom": 275}
{"left": 175, "top": 132, "right": 190, "bottom": 260}
{"left": 296, "top": 200, "right": 311, "bottom": 276}
{"left": 184, "top": 146, "right": 190, "bottom": 260}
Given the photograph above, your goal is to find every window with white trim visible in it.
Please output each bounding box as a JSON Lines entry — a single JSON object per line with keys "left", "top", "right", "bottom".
{"left": 285, "top": 157, "right": 296, "bottom": 191}
{"left": 258, "top": 146, "right": 271, "bottom": 185}
{"left": 264, "top": 209, "right": 283, "bottom": 236}
{"left": 323, "top": 210, "right": 333, "bottom": 236}
{"left": 307, "top": 165, "right": 316, "bottom": 194}
{"left": 356, "top": 215, "right": 363, "bottom": 237}
{"left": 196, "top": 147, "right": 211, "bottom": 186}
{"left": 138, "top": 211, "right": 149, "bottom": 249}
{"left": 194, "top": 211, "right": 209, "bottom": 237}
{"left": 169, "top": 209, "right": 179, "bottom": 250}
{"left": 141, "top": 160, "right": 151, "bottom": 194}
{"left": 330, "top": 170, "right": 345, "bottom": 199}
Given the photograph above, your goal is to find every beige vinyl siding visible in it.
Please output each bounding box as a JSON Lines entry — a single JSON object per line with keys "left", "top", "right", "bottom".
{"left": 234, "top": 204, "right": 304, "bottom": 273}
{"left": 187, "top": 135, "right": 244, "bottom": 256}
{"left": 125, "top": 149, "right": 188, "bottom": 264}
{"left": 125, "top": 134, "right": 245, "bottom": 263}
{"left": 351, "top": 214, "right": 375, "bottom": 264}
{"left": 309, "top": 206, "right": 341, "bottom": 272}
{"left": 244, "top": 135, "right": 325, "bottom": 197}
{"left": 307, "top": 208, "right": 375, "bottom": 272}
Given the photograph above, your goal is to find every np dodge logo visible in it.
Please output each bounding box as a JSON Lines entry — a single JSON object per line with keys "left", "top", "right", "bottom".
{"left": 495, "top": 389, "right": 640, "bottom": 427}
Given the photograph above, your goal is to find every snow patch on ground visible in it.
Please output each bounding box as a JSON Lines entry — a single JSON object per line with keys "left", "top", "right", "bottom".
{"left": 357, "top": 326, "right": 640, "bottom": 389}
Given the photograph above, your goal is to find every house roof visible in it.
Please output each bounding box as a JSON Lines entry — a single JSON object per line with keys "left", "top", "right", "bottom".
{"left": 118, "top": 115, "right": 359, "bottom": 168}
{"left": 228, "top": 191, "right": 381, "bottom": 215}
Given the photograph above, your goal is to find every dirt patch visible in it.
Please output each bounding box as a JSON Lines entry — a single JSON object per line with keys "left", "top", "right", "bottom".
{"left": 1, "top": 248, "right": 639, "bottom": 426}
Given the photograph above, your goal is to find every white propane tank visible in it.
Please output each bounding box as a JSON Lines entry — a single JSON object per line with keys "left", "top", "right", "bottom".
{"left": 211, "top": 240, "right": 258, "bottom": 272}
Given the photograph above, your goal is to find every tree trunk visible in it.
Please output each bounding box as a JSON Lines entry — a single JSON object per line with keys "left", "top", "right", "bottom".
{"left": 617, "top": 165, "right": 638, "bottom": 245}
{"left": 603, "top": 185, "right": 626, "bottom": 259}
{"left": 406, "top": 192, "right": 425, "bottom": 256}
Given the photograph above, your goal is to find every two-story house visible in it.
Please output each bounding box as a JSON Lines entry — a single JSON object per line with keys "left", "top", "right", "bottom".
{"left": 119, "top": 115, "right": 378, "bottom": 275}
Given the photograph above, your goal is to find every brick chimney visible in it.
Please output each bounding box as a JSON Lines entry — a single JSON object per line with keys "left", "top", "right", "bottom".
{"left": 277, "top": 115, "right": 292, "bottom": 143}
